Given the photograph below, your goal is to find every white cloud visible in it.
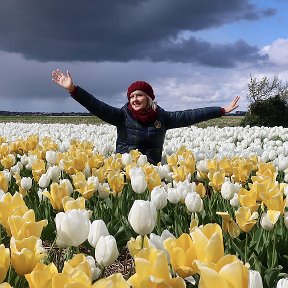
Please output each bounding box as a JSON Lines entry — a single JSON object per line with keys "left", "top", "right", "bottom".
{"left": 261, "top": 38, "right": 288, "bottom": 65}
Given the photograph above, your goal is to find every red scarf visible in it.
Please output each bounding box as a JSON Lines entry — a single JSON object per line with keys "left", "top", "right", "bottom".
{"left": 128, "top": 103, "right": 159, "bottom": 125}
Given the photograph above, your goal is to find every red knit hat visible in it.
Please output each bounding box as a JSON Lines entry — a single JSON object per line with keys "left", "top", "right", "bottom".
{"left": 127, "top": 81, "right": 155, "bottom": 100}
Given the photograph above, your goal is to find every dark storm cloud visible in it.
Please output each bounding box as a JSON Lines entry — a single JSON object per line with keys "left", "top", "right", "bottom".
{"left": 0, "top": 0, "right": 274, "bottom": 67}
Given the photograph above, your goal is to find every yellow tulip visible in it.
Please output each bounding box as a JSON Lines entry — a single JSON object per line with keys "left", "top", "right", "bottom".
{"left": 10, "top": 236, "right": 46, "bottom": 275}
{"left": 219, "top": 158, "right": 233, "bottom": 176}
{"left": 179, "top": 155, "right": 196, "bottom": 175}
{"left": 52, "top": 272, "right": 91, "bottom": 288}
{"left": 104, "top": 156, "right": 123, "bottom": 171}
{"left": 196, "top": 254, "right": 249, "bottom": 288}
{"left": 238, "top": 188, "right": 258, "bottom": 209}
{"left": 232, "top": 159, "right": 253, "bottom": 183}
{"left": 0, "top": 244, "right": 10, "bottom": 283}
{"left": 88, "top": 154, "right": 105, "bottom": 169}
{"left": 42, "top": 182, "right": 70, "bottom": 211}
{"left": 0, "top": 192, "right": 28, "bottom": 235}
{"left": 260, "top": 188, "right": 286, "bottom": 213}
{"left": 166, "top": 154, "right": 178, "bottom": 167}
{"left": 62, "top": 254, "right": 92, "bottom": 283}
{"left": 143, "top": 166, "right": 161, "bottom": 192}
{"left": 195, "top": 182, "right": 206, "bottom": 198}
{"left": 72, "top": 172, "right": 86, "bottom": 189}
{"left": 107, "top": 171, "right": 125, "bottom": 194}
{"left": 32, "top": 159, "right": 46, "bottom": 182}
{"left": 235, "top": 206, "right": 258, "bottom": 233}
{"left": 25, "top": 262, "right": 58, "bottom": 288}
{"left": 190, "top": 223, "right": 224, "bottom": 265}
{"left": 172, "top": 165, "right": 190, "bottom": 182}
{"left": 208, "top": 169, "right": 226, "bottom": 192}
{"left": 92, "top": 167, "right": 108, "bottom": 183}
{"left": 76, "top": 181, "right": 97, "bottom": 199}
{"left": 129, "top": 149, "right": 142, "bottom": 162}
{"left": 62, "top": 196, "right": 86, "bottom": 211}
{"left": 207, "top": 159, "right": 219, "bottom": 171}
{"left": 0, "top": 171, "right": 9, "bottom": 193}
{"left": 0, "top": 283, "right": 12, "bottom": 288}
{"left": 1, "top": 154, "right": 16, "bottom": 169}
{"left": 164, "top": 233, "right": 197, "bottom": 278}
{"left": 73, "top": 152, "right": 88, "bottom": 172}
{"left": 92, "top": 273, "right": 129, "bottom": 288}
{"left": 127, "top": 235, "right": 150, "bottom": 257}
{"left": 128, "top": 247, "right": 186, "bottom": 288}
{"left": 8, "top": 209, "right": 48, "bottom": 240}
{"left": 216, "top": 212, "right": 240, "bottom": 238}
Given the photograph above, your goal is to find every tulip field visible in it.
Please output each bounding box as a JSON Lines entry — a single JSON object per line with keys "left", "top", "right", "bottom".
{"left": 1, "top": 121, "right": 288, "bottom": 287}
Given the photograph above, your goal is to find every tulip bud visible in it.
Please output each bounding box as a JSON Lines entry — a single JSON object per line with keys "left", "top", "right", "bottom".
{"left": 128, "top": 200, "right": 157, "bottom": 235}
{"left": 130, "top": 167, "right": 147, "bottom": 194}
{"left": 95, "top": 235, "right": 119, "bottom": 267}
{"left": 88, "top": 219, "right": 110, "bottom": 248}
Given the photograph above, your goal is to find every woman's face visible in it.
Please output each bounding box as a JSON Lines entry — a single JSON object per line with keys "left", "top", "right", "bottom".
{"left": 129, "top": 90, "right": 149, "bottom": 111}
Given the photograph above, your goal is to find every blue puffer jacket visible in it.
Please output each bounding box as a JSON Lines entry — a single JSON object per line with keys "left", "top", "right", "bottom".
{"left": 71, "top": 87, "right": 224, "bottom": 164}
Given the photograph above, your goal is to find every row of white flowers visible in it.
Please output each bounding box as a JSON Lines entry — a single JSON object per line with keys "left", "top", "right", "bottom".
{"left": 1, "top": 122, "right": 288, "bottom": 170}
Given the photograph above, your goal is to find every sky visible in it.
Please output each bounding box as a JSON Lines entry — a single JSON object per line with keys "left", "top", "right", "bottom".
{"left": 0, "top": 0, "right": 288, "bottom": 113}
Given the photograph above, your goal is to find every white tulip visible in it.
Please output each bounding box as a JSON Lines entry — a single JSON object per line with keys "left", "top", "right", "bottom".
{"left": 276, "top": 278, "right": 288, "bottom": 288}
{"left": 151, "top": 186, "right": 167, "bottom": 210}
{"left": 0, "top": 189, "right": 5, "bottom": 200}
{"left": 128, "top": 200, "right": 157, "bottom": 235}
{"left": 278, "top": 156, "right": 288, "bottom": 171}
{"left": 260, "top": 211, "right": 280, "bottom": 231}
{"left": 149, "top": 230, "right": 175, "bottom": 262}
{"left": 47, "top": 166, "right": 61, "bottom": 182}
{"left": 230, "top": 193, "right": 239, "bottom": 208}
{"left": 88, "top": 219, "right": 110, "bottom": 248}
{"left": 87, "top": 176, "right": 99, "bottom": 191}
{"left": 284, "top": 212, "right": 288, "bottom": 229}
{"left": 20, "top": 177, "right": 32, "bottom": 190}
{"left": 167, "top": 187, "right": 181, "bottom": 204}
{"left": 59, "top": 179, "right": 73, "bottom": 195}
{"left": 137, "top": 154, "right": 148, "bottom": 166}
{"left": 121, "top": 153, "right": 132, "bottom": 166}
{"left": 248, "top": 270, "right": 263, "bottom": 288}
{"left": 130, "top": 167, "right": 147, "bottom": 194}
{"left": 86, "top": 255, "right": 101, "bottom": 281}
{"left": 95, "top": 235, "right": 119, "bottom": 267}
{"left": 46, "top": 150, "right": 57, "bottom": 165}
{"left": 98, "top": 182, "right": 111, "bottom": 199}
{"left": 185, "top": 192, "right": 203, "bottom": 213}
{"left": 221, "top": 180, "right": 241, "bottom": 200}
{"left": 55, "top": 209, "right": 91, "bottom": 247}
{"left": 38, "top": 173, "right": 51, "bottom": 188}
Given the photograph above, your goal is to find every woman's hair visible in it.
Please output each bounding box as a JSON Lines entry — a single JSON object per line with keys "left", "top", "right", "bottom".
{"left": 146, "top": 95, "right": 158, "bottom": 111}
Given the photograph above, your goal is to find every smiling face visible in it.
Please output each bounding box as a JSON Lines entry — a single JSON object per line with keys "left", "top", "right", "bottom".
{"left": 129, "top": 90, "right": 149, "bottom": 111}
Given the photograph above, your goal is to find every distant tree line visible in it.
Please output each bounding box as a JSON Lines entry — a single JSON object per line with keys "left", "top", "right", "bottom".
{"left": 0, "top": 111, "right": 93, "bottom": 116}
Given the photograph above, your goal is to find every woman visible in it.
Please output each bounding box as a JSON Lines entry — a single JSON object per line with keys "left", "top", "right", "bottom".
{"left": 52, "top": 69, "right": 240, "bottom": 165}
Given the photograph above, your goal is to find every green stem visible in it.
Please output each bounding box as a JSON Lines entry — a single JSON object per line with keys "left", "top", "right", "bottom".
{"left": 245, "top": 233, "right": 248, "bottom": 263}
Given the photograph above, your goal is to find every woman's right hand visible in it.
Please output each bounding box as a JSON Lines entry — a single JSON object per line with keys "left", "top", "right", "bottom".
{"left": 52, "top": 69, "right": 75, "bottom": 93}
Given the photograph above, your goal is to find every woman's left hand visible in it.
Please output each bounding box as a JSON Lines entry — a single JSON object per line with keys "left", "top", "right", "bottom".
{"left": 224, "top": 95, "right": 240, "bottom": 113}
